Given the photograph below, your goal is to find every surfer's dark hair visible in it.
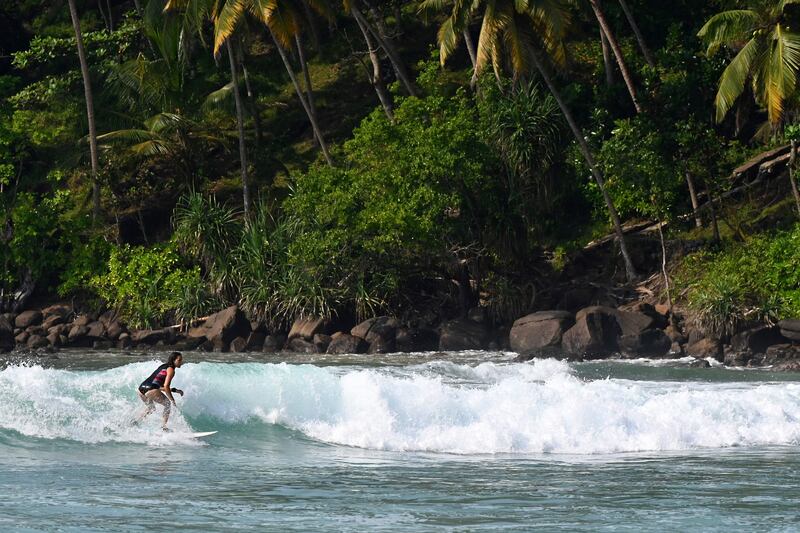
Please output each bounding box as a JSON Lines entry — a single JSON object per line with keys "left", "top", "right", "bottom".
{"left": 167, "top": 352, "right": 183, "bottom": 366}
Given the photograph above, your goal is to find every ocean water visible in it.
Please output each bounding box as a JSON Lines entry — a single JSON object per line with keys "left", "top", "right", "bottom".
{"left": 2, "top": 351, "right": 800, "bottom": 531}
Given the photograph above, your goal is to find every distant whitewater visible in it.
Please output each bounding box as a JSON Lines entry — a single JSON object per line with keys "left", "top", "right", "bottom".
{"left": 2, "top": 359, "right": 800, "bottom": 453}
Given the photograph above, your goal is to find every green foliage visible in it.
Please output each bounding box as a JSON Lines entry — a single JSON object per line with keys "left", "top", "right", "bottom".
{"left": 89, "top": 244, "right": 206, "bottom": 329}
{"left": 677, "top": 224, "right": 800, "bottom": 338}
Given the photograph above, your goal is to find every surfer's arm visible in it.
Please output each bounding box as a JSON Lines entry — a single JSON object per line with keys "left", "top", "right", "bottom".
{"left": 162, "top": 368, "right": 177, "bottom": 404}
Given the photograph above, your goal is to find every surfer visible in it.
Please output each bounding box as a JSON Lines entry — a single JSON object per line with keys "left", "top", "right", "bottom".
{"left": 135, "top": 352, "right": 184, "bottom": 430}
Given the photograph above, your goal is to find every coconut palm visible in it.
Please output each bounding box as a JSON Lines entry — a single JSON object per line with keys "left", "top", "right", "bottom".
{"left": 424, "top": 0, "right": 638, "bottom": 281}
{"left": 212, "top": 0, "right": 334, "bottom": 166}
{"left": 617, "top": 0, "right": 654, "bottom": 67}
{"left": 698, "top": 0, "right": 800, "bottom": 126}
{"left": 67, "top": 0, "right": 101, "bottom": 220}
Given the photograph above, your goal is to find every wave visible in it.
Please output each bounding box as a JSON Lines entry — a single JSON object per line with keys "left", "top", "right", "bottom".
{"left": 1, "top": 359, "right": 800, "bottom": 453}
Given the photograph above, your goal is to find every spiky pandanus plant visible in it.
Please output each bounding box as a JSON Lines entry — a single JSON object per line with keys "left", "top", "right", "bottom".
{"left": 422, "top": 0, "right": 639, "bottom": 281}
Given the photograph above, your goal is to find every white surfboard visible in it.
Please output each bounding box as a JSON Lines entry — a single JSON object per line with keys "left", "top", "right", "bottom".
{"left": 189, "top": 431, "right": 218, "bottom": 438}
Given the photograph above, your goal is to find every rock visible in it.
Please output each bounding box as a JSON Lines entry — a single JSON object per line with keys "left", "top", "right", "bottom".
{"left": 42, "top": 304, "right": 71, "bottom": 318}
{"left": 625, "top": 302, "right": 669, "bottom": 330}
{"left": 92, "top": 340, "right": 114, "bottom": 350}
{"left": 326, "top": 333, "right": 368, "bottom": 354}
{"left": 189, "top": 305, "right": 250, "bottom": 350}
{"left": 246, "top": 331, "right": 266, "bottom": 351}
{"left": 670, "top": 341, "right": 685, "bottom": 356}
{"left": 250, "top": 321, "right": 267, "bottom": 334}
{"left": 556, "top": 287, "right": 596, "bottom": 313}
{"left": 665, "top": 325, "right": 687, "bottom": 345}
{"left": 72, "top": 314, "right": 94, "bottom": 327}
{"left": 47, "top": 324, "right": 68, "bottom": 337}
{"left": 117, "top": 335, "right": 132, "bottom": 350}
{"left": 351, "top": 317, "right": 401, "bottom": 344}
{"left": 778, "top": 319, "right": 800, "bottom": 342}
{"left": 230, "top": 336, "right": 248, "bottom": 352}
{"left": 46, "top": 331, "right": 60, "bottom": 347}
{"left": 509, "top": 311, "right": 574, "bottom": 355}
{"left": 687, "top": 327, "right": 705, "bottom": 347}
{"left": 395, "top": 327, "right": 439, "bottom": 353}
{"left": 287, "top": 337, "right": 318, "bottom": 354}
{"left": 467, "top": 307, "right": 487, "bottom": 324}
{"left": 86, "top": 321, "right": 105, "bottom": 339}
{"left": 263, "top": 334, "right": 287, "bottom": 353}
{"left": 131, "top": 329, "right": 170, "bottom": 345}
{"left": 686, "top": 338, "right": 722, "bottom": 361}
{"left": 105, "top": 321, "right": 125, "bottom": 341}
{"left": 689, "top": 359, "right": 711, "bottom": 368}
{"left": 98, "top": 310, "right": 118, "bottom": 328}
{"left": 618, "top": 329, "right": 672, "bottom": 358}
{"left": 313, "top": 334, "right": 332, "bottom": 352}
{"left": 173, "top": 337, "right": 206, "bottom": 351}
{"left": 15, "top": 310, "right": 42, "bottom": 329}
{"left": 68, "top": 325, "right": 89, "bottom": 343}
{"left": 41, "top": 314, "right": 65, "bottom": 330}
{"left": 0, "top": 315, "right": 12, "bottom": 335}
{"left": 288, "top": 317, "right": 327, "bottom": 341}
{"left": 368, "top": 335, "right": 396, "bottom": 354}
{"left": 196, "top": 340, "right": 214, "bottom": 352}
{"left": 27, "top": 334, "right": 48, "bottom": 349}
{"left": 562, "top": 308, "right": 621, "bottom": 358}
{"left": 724, "top": 349, "right": 751, "bottom": 367}
{"left": 15, "top": 331, "right": 29, "bottom": 345}
{"left": 438, "top": 318, "right": 490, "bottom": 351}
{"left": 731, "top": 326, "right": 786, "bottom": 355}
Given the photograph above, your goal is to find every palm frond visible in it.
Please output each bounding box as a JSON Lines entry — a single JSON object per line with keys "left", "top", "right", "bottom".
{"left": 714, "top": 36, "right": 761, "bottom": 122}
{"left": 697, "top": 9, "right": 759, "bottom": 55}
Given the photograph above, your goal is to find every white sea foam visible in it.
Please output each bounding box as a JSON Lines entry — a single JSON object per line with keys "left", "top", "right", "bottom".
{"left": 2, "top": 359, "right": 800, "bottom": 453}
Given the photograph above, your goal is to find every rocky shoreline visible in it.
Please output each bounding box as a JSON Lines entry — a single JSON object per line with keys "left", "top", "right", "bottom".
{"left": 2, "top": 302, "right": 800, "bottom": 370}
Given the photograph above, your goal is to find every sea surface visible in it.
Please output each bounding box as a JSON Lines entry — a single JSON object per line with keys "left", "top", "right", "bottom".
{"left": 2, "top": 350, "right": 800, "bottom": 531}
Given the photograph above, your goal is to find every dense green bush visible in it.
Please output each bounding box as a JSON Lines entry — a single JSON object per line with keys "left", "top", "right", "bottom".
{"left": 677, "top": 224, "right": 800, "bottom": 338}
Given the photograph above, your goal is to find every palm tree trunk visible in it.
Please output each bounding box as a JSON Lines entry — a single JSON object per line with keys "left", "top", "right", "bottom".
{"left": 353, "top": 9, "right": 394, "bottom": 121}
{"left": 601, "top": 29, "right": 616, "bottom": 87}
{"left": 301, "top": 0, "right": 321, "bottom": 53}
{"left": 353, "top": 2, "right": 417, "bottom": 96}
{"left": 530, "top": 50, "right": 638, "bottom": 281}
{"left": 617, "top": 0, "right": 655, "bottom": 67}
{"left": 226, "top": 42, "right": 250, "bottom": 220}
{"left": 790, "top": 140, "right": 800, "bottom": 218}
{"left": 589, "top": 0, "right": 642, "bottom": 113}
{"left": 267, "top": 27, "right": 333, "bottom": 166}
{"left": 238, "top": 44, "right": 263, "bottom": 149}
{"left": 705, "top": 183, "right": 720, "bottom": 242}
{"left": 656, "top": 215, "right": 672, "bottom": 311}
{"left": 463, "top": 28, "right": 479, "bottom": 87}
{"left": 68, "top": 0, "right": 101, "bottom": 221}
{"left": 295, "top": 35, "right": 318, "bottom": 132}
{"left": 684, "top": 171, "right": 702, "bottom": 228}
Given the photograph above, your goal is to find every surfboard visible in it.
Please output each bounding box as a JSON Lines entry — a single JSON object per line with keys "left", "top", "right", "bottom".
{"left": 189, "top": 431, "right": 218, "bottom": 438}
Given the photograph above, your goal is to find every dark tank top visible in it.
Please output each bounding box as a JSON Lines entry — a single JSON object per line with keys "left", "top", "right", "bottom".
{"left": 139, "top": 363, "right": 172, "bottom": 391}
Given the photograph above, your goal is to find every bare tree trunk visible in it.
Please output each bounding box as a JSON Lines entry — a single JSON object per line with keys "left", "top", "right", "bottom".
{"left": 227, "top": 42, "right": 250, "bottom": 220}
{"left": 96, "top": 0, "right": 111, "bottom": 31}
{"left": 684, "top": 171, "right": 702, "bottom": 228}
{"left": 617, "top": 0, "right": 655, "bottom": 67}
{"left": 463, "top": 28, "right": 478, "bottom": 87}
{"left": 353, "top": 2, "right": 417, "bottom": 96}
{"left": 790, "top": 140, "right": 800, "bottom": 217}
{"left": 530, "top": 50, "right": 637, "bottom": 281}
{"left": 295, "top": 35, "right": 317, "bottom": 127}
{"left": 68, "top": 0, "right": 101, "bottom": 221}
{"left": 601, "top": 28, "right": 616, "bottom": 87}
{"left": 655, "top": 213, "right": 672, "bottom": 312}
{"left": 354, "top": 10, "right": 394, "bottom": 121}
{"left": 106, "top": 0, "right": 114, "bottom": 32}
{"left": 267, "top": 28, "right": 333, "bottom": 166}
{"left": 705, "top": 183, "right": 721, "bottom": 242}
{"left": 589, "top": 0, "right": 642, "bottom": 113}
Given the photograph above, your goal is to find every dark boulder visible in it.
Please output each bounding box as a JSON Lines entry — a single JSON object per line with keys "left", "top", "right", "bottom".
{"left": 92, "top": 340, "right": 114, "bottom": 350}
{"left": 15, "top": 310, "right": 42, "bottom": 329}
{"left": 438, "top": 318, "right": 490, "bottom": 351}
{"left": 263, "top": 334, "right": 286, "bottom": 353}
{"left": 131, "top": 329, "right": 171, "bottom": 345}
{"left": 509, "top": 311, "right": 574, "bottom": 355}
{"left": 15, "top": 331, "right": 29, "bottom": 345}
{"left": 188, "top": 305, "right": 250, "bottom": 351}
{"left": 117, "top": 334, "right": 132, "bottom": 350}
{"left": 246, "top": 331, "right": 266, "bottom": 351}
{"left": 287, "top": 337, "right": 318, "bottom": 354}
{"left": 98, "top": 310, "right": 118, "bottom": 328}
{"left": 313, "top": 334, "right": 332, "bottom": 353}
{"left": 86, "top": 321, "right": 105, "bottom": 339}
{"left": 46, "top": 331, "right": 61, "bottom": 347}
{"left": 72, "top": 314, "right": 94, "bottom": 328}
{"left": 230, "top": 336, "right": 248, "bottom": 352}
{"left": 622, "top": 302, "right": 669, "bottom": 330}
{"left": 686, "top": 338, "right": 723, "bottom": 361}
{"left": 42, "top": 304, "right": 71, "bottom": 319}
{"left": 689, "top": 359, "right": 711, "bottom": 368}
{"left": 618, "top": 329, "right": 672, "bottom": 358}
{"left": 351, "top": 317, "right": 401, "bottom": 345}
{"left": 27, "top": 334, "right": 49, "bottom": 349}
{"left": 731, "top": 325, "right": 786, "bottom": 354}
{"left": 68, "top": 325, "right": 90, "bottom": 342}
{"left": 395, "top": 327, "right": 439, "bottom": 353}
{"left": 173, "top": 337, "right": 206, "bottom": 351}
{"left": 326, "top": 333, "right": 368, "bottom": 354}
{"left": 41, "top": 314, "right": 65, "bottom": 331}
{"left": 105, "top": 321, "right": 125, "bottom": 341}
{"left": 562, "top": 307, "right": 621, "bottom": 358}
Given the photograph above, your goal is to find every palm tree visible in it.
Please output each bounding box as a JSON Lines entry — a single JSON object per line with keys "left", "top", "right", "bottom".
{"left": 617, "top": 0, "right": 654, "bottom": 68}
{"left": 67, "top": 0, "right": 101, "bottom": 220}
{"left": 425, "top": 0, "right": 638, "bottom": 281}
{"left": 588, "top": 0, "right": 642, "bottom": 113}
{"left": 698, "top": 1, "right": 800, "bottom": 127}
{"left": 213, "top": 0, "right": 334, "bottom": 166}
{"left": 226, "top": 40, "right": 251, "bottom": 219}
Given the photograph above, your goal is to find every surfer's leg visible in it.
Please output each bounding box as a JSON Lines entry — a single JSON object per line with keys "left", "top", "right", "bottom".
{"left": 144, "top": 390, "right": 170, "bottom": 429}
{"left": 134, "top": 390, "right": 156, "bottom": 423}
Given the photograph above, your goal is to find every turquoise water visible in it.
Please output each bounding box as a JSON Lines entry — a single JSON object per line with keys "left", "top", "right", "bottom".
{"left": 2, "top": 351, "right": 800, "bottom": 531}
